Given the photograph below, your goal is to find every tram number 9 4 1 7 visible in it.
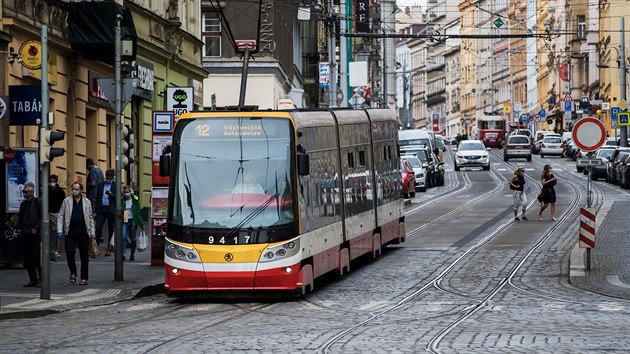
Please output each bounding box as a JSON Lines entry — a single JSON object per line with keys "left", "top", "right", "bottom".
{"left": 208, "top": 235, "right": 251, "bottom": 245}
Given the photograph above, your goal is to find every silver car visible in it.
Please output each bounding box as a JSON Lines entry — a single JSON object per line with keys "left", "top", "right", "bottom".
{"left": 504, "top": 135, "right": 532, "bottom": 162}
{"left": 540, "top": 136, "right": 564, "bottom": 157}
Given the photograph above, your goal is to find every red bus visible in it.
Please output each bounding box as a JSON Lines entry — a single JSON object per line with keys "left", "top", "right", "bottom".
{"left": 477, "top": 115, "right": 506, "bottom": 148}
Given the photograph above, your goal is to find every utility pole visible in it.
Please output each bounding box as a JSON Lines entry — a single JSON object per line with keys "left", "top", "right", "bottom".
{"left": 327, "top": 0, "right": 337, "bottom": 108}
{"left": 621, "top": 18, "right": 628, "bottom": 147}
{"left": 114, "top": 15, "right": 124, "bottom": 281}
{"left": 403, "top": 63, "right": 409, "bottom": 127}
{"left": 39, "top": 25, "right": 50, "bottom": 300}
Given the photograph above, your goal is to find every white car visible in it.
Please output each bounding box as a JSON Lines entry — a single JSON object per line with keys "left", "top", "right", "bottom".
{"left": 401, "top": 154, "right": 427, "bottom": 192}
{"left": 539, "top": 136, "right": 564, "bottom": 157}
{"left": 533, "top": 132, "right": 560, "bottom": 153}
{"left": 453, "top": 140, "right": 491, "bottom": 171}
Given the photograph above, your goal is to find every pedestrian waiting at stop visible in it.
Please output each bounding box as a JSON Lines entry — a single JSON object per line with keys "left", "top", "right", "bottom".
{"left": 95, "top": 169, "right": 116, "bottom": 255}
{"left": 509, "top": 166, "right": 528, "bottom": 221}
{"left": 538, "top": 164, "right": 558, "bottom": 221}
{"left": 121, "top": 185, "right": 145, "bottom": 261}
{"left": 48, "top": 174, "right": 66, "bottom": 261}
{"left": 57, "top": 182, "right": 96, "bottom": 286}
{"left": 18, "top": 182, "right": 42, "bottom": 287}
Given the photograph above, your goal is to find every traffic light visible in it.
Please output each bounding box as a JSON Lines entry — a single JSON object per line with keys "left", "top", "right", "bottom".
{"left": 40, "top": 128, "right": 65, "bottom": 163}
{"left": 122, "top": 124, "right": 134, "bottom": 168}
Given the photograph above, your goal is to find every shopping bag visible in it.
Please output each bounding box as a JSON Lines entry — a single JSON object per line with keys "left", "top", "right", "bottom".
{"left": 137, "top": 228, "right": 148, "bottom": 252}
{"left": 89, "top": 238, "right": 100, "bottom": 258}
{"left": 109, "top": 232, "right": 115, "bottom": 250}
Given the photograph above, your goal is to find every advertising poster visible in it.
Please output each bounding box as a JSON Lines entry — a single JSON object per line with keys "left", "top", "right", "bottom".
{"left": 152, "top": 135, "right": 172, "bottom": 162}
{"left": 6, "top": 149, "right": 39, "bottom": 213}
{"left": 151, "top": 187, "right": 169, "bottom": 217}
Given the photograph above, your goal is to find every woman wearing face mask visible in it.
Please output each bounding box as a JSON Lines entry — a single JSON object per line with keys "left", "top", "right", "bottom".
{"left": 121, "top": 185, "right": 144, "bottom": 261}
{"left": 57, "top": 182, "right": 96, "bottom": 285}
{"left": 538, "top": 164, "right": 558, "bottom": 221}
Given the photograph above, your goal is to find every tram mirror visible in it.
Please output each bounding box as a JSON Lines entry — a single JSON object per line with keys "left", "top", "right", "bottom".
{"left": 298, "top": 154, "right": 310, "bottom": 176}
{"left": 297, "top": 143, "right": 307, "bottom": 154}
{"left": 159, "top": 154, "right": 171, "bottom": 176}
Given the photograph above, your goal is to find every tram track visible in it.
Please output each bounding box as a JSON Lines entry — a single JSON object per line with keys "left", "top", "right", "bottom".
{"left": 318, "top": 150, "right": 612, "bottom": 353}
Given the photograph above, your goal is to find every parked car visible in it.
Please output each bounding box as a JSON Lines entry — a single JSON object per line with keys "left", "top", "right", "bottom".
{"left": 618, "top": 154, "right": 630, "bottom": 189}
{"left": 613, "top": 152, "right": 630, "bottom": 186}
{"left": 591, "top": 147, "right": 616, "bottom": 180}
{"left": 401, "top": 154, "right": 427, "bottom": 192}
{"left": 454, "top": 140, "right": 491, "bottom": 171}
{"left": 400, "top": 145, "right": 435, "bottom": 188}
{"left": 533, "top": 132, "right": 560, "bottom": 154}
{"left": 400, "top": 159, "right": 416, "bottom": 198}
{"left": 539, "top": 136, "right": 564, "bottom": 158}
{"left": 503, "top": 135, "right": 532, "bottom": 162}
{"left": 607, "top": 149, "right": 630, "bottom": 185}
{"left": 564, "top": 138, "right": 580, "bottom": 161}
{"left": 445, "top": 136, "right": 458, "bottom": 145}
{"left": 605, "top": 148, "right": 629, "bottom": 183}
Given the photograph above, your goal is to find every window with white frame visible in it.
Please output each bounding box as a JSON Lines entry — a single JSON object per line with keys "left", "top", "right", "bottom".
{"left": 577, "top": 15, "right": 586, "bottom": 40}
{"left": 202, "top": 12, "right": 221, "bottom": 57}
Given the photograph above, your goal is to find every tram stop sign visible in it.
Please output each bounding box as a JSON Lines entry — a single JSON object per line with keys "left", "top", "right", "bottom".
{"left": 571, "top": 117, "right": 606, "bottom": 152}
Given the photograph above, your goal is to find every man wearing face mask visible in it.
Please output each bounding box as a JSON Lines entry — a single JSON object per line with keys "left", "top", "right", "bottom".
{"left": 48, "top": 175, "right": 66, "bottom": 261}
{"left": 95, "top": 169, "right": 116, "bottom": 255}
{"left": 17, "top": 182, "right": 42, "bottom": 287}
{"left": 57, "top": 182, "right": 96, "bottom": 286}
{"left": 86, "top": 158, "right": 104, "bottom": 209}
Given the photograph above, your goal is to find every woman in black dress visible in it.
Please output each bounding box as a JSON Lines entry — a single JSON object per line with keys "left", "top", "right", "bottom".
{"left": 538, "top": 164, "right": 557, "bottom": 221}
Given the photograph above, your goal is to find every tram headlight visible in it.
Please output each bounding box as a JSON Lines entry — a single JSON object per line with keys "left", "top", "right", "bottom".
{"left": 165, "top": 239, "right": 201, "bottom": 263}
{"left": 259, "top": 237, "right": 301, "bottom": 263}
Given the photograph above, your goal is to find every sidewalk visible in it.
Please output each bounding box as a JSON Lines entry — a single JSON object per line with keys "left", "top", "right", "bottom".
{"left": 0, "top": 244, "right": 164, "bottom": 320}
{"left": 569, "top": 199, "right": 630, "bottom": 300}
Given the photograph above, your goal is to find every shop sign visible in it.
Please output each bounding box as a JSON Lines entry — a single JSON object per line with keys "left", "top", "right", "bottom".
{"left": 132, "top": 59, "right": 154, "bottom": 100}
{"left": 166, "top": 87, "right": 193, "bottom": 120}
{"left": 9, "top": 85, "right": 41, "bottom": 125}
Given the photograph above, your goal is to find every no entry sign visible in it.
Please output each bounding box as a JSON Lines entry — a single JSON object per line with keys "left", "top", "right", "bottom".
{"left": 571, "top": 117, "right": 606, "bottom": 152}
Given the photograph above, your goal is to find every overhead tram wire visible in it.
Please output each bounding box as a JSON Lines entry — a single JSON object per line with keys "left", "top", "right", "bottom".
{"left": 339, "top": 31, "right": 576, "bottom": 40}
{"left": 210, "top": 0, "right": 239, "bottom": 53}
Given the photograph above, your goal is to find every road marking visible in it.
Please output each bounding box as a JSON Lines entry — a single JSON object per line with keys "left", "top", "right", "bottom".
{"left": 606, "top": 275, "right": 630, "bottom": 289}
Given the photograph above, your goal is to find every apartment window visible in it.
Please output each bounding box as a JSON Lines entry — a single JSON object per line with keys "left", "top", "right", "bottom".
{"left": 577, "top": 15, "right": 586, "bottom": 40}
{"left": 202, "top": 12, "right": 221, "bottom": 57}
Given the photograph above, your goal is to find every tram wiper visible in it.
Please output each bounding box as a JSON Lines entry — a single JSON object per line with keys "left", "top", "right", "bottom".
{"left": 184, "top": 162, "right": 195, "bottom": 225}
{"left": 227, "top": 193, "right": 279, "bottom": 237}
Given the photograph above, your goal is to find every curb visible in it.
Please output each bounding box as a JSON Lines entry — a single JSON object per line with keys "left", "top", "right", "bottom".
{"left": 0, "top": 282, "right": 165, "bottom": 321}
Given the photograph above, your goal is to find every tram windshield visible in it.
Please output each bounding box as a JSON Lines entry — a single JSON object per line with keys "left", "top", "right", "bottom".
{"left": 171, "top": 117, "right": 296, "bottom": 230}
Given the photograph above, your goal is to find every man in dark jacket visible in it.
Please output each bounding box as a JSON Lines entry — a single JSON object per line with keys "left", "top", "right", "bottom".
{"left": 18, "top": 181, "right": 42, "bottom": 287}
{"left": 95, "top": 169, "right": 116, "bottom": 255}
{"left": 48, "top": 174, "right": 66, "bottom": 261}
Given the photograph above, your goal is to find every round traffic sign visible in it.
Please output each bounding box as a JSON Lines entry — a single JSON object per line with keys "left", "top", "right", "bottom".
{"left": 3, "top": 147, "right": 15, "bottom": 163}
{"left": 571, "top": 117, "right": 606, "bottom": 152}
{"left": 534, "top": 114, "right": 542, "bottom": 123}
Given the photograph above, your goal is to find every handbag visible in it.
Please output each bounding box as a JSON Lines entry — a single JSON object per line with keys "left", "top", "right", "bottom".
{"left": 89, "top": 238, "right": 100, "bottom": 258}
{"left": 137, "top": 228, "right": 148, "bottom": 252}
{"left": 537, "top": 191, "right": 544, "bottom": 203}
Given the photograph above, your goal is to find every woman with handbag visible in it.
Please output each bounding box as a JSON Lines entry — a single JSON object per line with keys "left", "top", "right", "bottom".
{"left": 121, "top": 185, "right": 145, "bottom": 261}
{"left": 57, "top": 182, "right": 96, "bottom": 286}
{"left": 538, "top": 164, "right": 558, "bottom": 221}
